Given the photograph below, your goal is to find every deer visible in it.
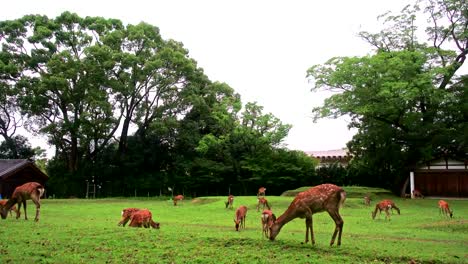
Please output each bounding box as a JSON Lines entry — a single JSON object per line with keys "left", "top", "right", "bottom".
{"left": 269, "top": 184, "right": 346, "bottom": 246}
{"left": 225, "top": 195, "right": 234, "bottom": 209}
{"left": 173, "top": 195, "right": 184, "bottom": 206}
{"left": 363, "top": 195, "right": 371, "bottom": 206}
{"left": 438, "top": 200, "right": 453, "bottom": 218}
{"left": 118, "top": 208, "right": 140, "bottom": 226}
{"left": 256, "top": 197, "right": 271, "bottom": 212}
{"left": 234, "top": 205, "right": 248, "bottom": 231}
{"left": 257, "top": 187, "right": 266, "bottom": 197}
{"left": 128, "top": 209, "right": 160, "bottom": 228}
{"left": 412, "top": 189, "right": 424, "bottom": 199}
{"left": 0, "top": 200, "right": 19, "bottom": 217}
{"left": 0, "top": 182, "right": 45, "bottom": 222}
{"left": 372, "top": 199, "right": 400, "bottom": 220}
{"left": 261, "top": 209, "right": 276, "bottom": 238}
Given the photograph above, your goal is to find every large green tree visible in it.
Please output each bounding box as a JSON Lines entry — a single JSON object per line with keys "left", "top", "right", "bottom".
{"left": 307, "top": 0, "right": 467, "bottom": 190}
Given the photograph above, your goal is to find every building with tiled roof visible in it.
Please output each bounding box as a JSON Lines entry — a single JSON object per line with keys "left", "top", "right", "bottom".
{"left": 305, "top": 149, "right": 351, "bottom": 167}
{"left": 0, "top": 159, "right": 48, "bottom": 198}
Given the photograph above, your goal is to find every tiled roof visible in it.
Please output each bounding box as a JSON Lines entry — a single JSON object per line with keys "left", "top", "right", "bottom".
{"left": 305, "top": 149, "right": 349, "bottom": 158}
{"left": 0, "top": 159, "right": 30, "bottom": 178}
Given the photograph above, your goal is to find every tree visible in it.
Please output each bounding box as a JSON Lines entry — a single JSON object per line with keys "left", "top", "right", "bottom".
{"left": 307, "top": 0, "right": 467, "bottom": 190}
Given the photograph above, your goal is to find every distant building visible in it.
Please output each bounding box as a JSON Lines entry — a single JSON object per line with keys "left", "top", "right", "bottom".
{"left": 0, "top": 159, "right": 48, "bottom": 198}
{"left": 305, "top": 149, "right": 351, "bottom": 168}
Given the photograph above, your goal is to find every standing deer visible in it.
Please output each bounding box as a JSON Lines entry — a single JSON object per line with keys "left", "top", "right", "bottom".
{"left": 269, "top": 184, "right": 346, "bottom": 246}
{"left": 118, "top": 208, "right": 140, "bottom": 226}
{"left": 0, "top": 200, "right": 18, "bottom": 217}
{"left": 0, "top": 182, "right": 45, "bottom": 222}
{"left": 261, "top": 209, "right": 276, "bottom": 238}
{"left": 128, "top": 209, "right": 160, "bottom": 228}
{"left": 363, "top": 195, "right": 371, "bottom": 206}
{"left": 225, "top": 195, "right": 234, "bottom": 209}
{"left": 412, "top": 189, "right": 424, "bottom": 199}
{"left": 257, "top": 187, "right": 266, "bottom": 197}
{"left": 256, "top": 197, "right": 271, "bottom": 212}
{"left": 234, "top": 205, "right": 248, "bottom": 231}
{"left": 173, "top": 195, "right": 184, "bottom": 206}
{"left": 372, "top": 199, "right": 400, "bottom": 220}
{"left": 438, "top": 200, "right": 453, "bottom": 218}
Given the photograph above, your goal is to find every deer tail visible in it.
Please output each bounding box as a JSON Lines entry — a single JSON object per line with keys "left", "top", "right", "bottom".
{"left": 338, "top": 190, "right": 346, "bottom": 209}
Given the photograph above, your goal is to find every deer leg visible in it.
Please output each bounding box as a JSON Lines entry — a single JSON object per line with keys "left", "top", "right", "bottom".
{"left": 328, "top": 211, "right": 344, "bottom": 246}
{"left": 16, "top": 202, "right": 22, "bottom": 220}
{"left": 32, "top": 198, "right": 41, "bottom": 222}
{"left": 23, "top": 200, "right": 28, "bottom": 220}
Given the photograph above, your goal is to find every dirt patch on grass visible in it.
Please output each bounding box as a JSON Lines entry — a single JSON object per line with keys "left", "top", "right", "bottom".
{"left": 190, "top": 198, "right": 219, "bottom": 205}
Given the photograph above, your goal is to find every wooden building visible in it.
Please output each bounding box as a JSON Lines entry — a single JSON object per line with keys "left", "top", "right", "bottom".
{"left": 409, "top": 158, "right": 468, "bottom": 198}
{"left": 0, "top": 159, "right": 48, "bottom": 198}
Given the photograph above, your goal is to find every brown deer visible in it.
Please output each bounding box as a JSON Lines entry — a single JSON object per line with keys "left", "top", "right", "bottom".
{"left": 234, "top": 205, "right": 248, "bottom": 231}
{"left": 363, "top": 195, "right": 371, "bottom": 206}
{"left": 173, "top": 195, "right": 184, "bottom": 206}
{"left": 0, "top": 200, "right": 18, "bottom": 217}
{"left": 269, "top": 184, "right": 346, "bottom": 246}
{"left": 0, "top": 182, "right": 45, "bottom": 222}
{"left": 438, "top": 200, "right": 453, "bottom": 218}
{"left": 128, "top": 209, "right": 160, "bottom": 228}
{"left": 257, "top": 187, "right": 266, "bottom": 197}
{"left": 256, "top": 197, "right": 271, "bottom": 212}
{"left": 225, "top": 195, "right": 234, "bottom": 209}
{"left": 372, "top": 199, "right": 400, "bottom": 220}
{"left": 118, "top": 208, "right": 140, "bottom": 226}
{"left": 412, "top": 189, "right": 424, "bottom": 199}
{"left": 261, "top": 209, "right": 276, "bottom": 238}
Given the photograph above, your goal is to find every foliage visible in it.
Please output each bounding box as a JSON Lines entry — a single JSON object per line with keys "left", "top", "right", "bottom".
{"left": 307, "top": 0, "right": 468, "bottom": 191}
{"left": 0, "top": 195, "right": 466, "bottom": 263}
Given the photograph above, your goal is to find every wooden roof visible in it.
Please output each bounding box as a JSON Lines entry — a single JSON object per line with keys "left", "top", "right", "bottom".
{"left": 0, "top": 159, "right": 48, "bottom": 181}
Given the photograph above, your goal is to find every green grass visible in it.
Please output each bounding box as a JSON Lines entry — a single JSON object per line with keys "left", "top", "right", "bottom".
{"left": 0, "top": 188, "right": 467, "bottom": 264}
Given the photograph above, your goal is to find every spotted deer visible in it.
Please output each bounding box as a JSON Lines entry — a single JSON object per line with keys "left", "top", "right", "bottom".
{"left": 438, "top": 200, "right": 453, "bottom": 218}
{"left": 0, "top": 182, "right": 45, "bottom": 222}
{"left": 118, "top": 208, "right": 140, "bottom": 226}
{"left": 372, "top": 199, "right": 400, "bottom": 220}
{"left": 173, "top": 195, "right": 184, "bottom": 206}
{"left": 225, "top": 195, "right": 234, "bottom": 209}
{"left": 0, "top": 200, "right": 18, "bottom": 217}
{"left": 234, "top": 205, "right": 248, "bottom": 231}
{"left": 257, "top": 187, "right": 266, "bottom": 197}
{"left": 261, "top": 209, "right": 276, "bottom": 238}
{"left": 257, "top": 197, "right": 271, "bottom": 212}
{"left": 269, "top": 184, "right": 346, "bottom": 246}
{"left": 128, "top": 209, "right": 160, "bottom": 228}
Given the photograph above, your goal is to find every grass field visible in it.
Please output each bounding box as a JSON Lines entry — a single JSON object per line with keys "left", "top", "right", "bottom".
{"left": 0, "top": 187, "right": 466, "bottom": 264}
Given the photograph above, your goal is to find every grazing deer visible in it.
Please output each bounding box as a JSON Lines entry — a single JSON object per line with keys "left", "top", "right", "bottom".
{"left": 257, "top": 187, "right": 266, "bottom": 197}
{"left": 269, "top": 184, "right": 346, "bottom": 246}
{"left": 363, "top": 195, "right": 371, "bottom": 206}
{"left": 173, "top": 195, "right": 184, "bottom": 206}
{"left": 225, "top": 195, "right": 234, "bottom": 209}
{"left": 257, "top": 197, "right": 271, "bottom": 212}
{"left": 261, "top": 209, "right": 276, "bottom": 238}
{"left": 234, "top": 205, "right": 248, "bottom": 231}
{"left": 118, "top": 208, "right": 140, "bottom": 226}
{"left": 438, "top": 200, "right": 453, "bottom": 218}
{"left": 412, "top": 189, "right": 424, "bottom": 199}
{"left": 372, "top": 200, "right": 400, "bottom": 220}
{"left": 0, "top": 182, "right": 45, "bottom": 222}
{"left": 0, "top": 200, "right": 18, "bottom": 217}
{"left": 128, "top": 209, "right": 160, "bottom": 228}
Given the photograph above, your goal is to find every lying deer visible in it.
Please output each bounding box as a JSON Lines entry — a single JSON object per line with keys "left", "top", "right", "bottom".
{"left": 234, "top": 205, "right": 248, "bottom": 231}
{"left": 118, "top": 208, "right": 140, "bottom": 226}
{"left": 261, "top": 209, "right": 276, "bottom": 238}
{"left": 256, "top": 197, "right": 271, "bottom": 212}
{"left": 173, "top": 195, "right": 184, "bottom": 206}
{"left": 257, "top": 187, "right": 266, "bottom": 197}
{"left": 128, "top": 209, "right": 160, "bottom": 228}
{"left": 0, "top": 182, "right": 45, "bottom": 222}
{"left": 269, "top": 184, "right": 346, "bottom": 246}
{"left": 372, "top": 199, "right": 400, "bottom": 220}
{"left": 0, "top": 200, "right": 18, "bottom": 217}
{"left": 438, "top": 200, "right": 453, "bottom": 218}
{"left": 225, "top": 195, "right": 234, "bottom": 209}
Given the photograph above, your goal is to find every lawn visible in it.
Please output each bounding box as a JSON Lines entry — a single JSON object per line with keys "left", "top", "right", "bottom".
{"left": 0, "top": 187, "right": 466, "bottom": 264}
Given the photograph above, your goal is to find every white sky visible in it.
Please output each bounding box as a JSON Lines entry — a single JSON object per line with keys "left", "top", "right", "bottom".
{"left": 2, "top": 0, "right": 412, "bottom": 156}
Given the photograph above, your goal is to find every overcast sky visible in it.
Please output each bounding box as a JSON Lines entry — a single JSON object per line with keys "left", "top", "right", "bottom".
{"left": 2, "top": 0, "right": 411, "bottom": 156}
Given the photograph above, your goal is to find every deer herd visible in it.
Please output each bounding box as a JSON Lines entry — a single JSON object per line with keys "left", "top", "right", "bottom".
{"left": 0, "top": 182, "right": 458, "bottom": 247}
